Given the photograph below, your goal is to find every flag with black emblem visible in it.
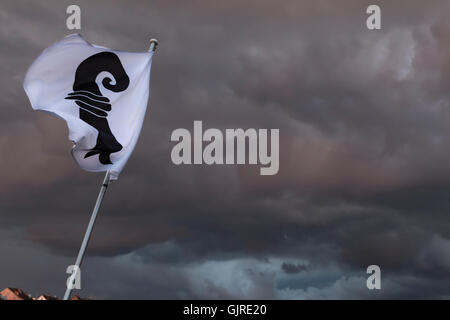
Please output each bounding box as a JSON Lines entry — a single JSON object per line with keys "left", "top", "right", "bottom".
{"left": 24, "top": 34, "right": 153, "bottom": 180}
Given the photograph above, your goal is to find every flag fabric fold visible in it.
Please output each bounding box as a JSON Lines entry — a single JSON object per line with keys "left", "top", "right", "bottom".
{"left": 24, "top": 33, "right": 153, "bottom": 180}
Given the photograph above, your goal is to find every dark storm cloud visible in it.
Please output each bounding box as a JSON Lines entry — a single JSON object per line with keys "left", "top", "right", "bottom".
{"left": 1, "top": 0, "right": 450, "bottom": 298}
{"left": 282, "top": 262, "right": 307, "bottom": 274}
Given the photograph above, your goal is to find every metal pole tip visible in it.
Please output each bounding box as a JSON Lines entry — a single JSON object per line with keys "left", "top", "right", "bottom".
{"left": 149, "top": 39, "right": 159, "bottom": 52}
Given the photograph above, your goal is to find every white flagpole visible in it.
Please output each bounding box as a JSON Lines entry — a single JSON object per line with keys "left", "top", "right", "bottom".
{"left": 63, "top": 39, "right": 158, "bottom": 300}
{"left": 149, "top": 38, "right": 158, "bottom": 52}
{"left": 63, "top": 171, "right": 111, "bottom": 300}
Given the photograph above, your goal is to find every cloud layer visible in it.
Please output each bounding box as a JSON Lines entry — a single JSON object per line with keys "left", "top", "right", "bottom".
{"left": 1, "top": 0, "right": 450, "bottom": 298}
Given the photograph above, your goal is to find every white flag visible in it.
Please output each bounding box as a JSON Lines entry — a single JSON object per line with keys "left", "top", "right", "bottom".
{"left": 24, "top": 34, "right": 153, "bottom": 180}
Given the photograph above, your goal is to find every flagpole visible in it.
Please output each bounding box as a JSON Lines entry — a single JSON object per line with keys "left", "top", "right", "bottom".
{"left": 149, "top": 39, "right": 158, "bottom": 52}
{"left": 63, "top": 171, "right": 111, "bottom": 300}
{"left": 63, "top": 39, "right": 158, "bottom": 300}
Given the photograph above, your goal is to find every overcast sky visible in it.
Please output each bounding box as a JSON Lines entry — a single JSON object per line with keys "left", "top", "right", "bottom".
{"left": 1, "top": 0, "right": 450, "bottom": 299}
